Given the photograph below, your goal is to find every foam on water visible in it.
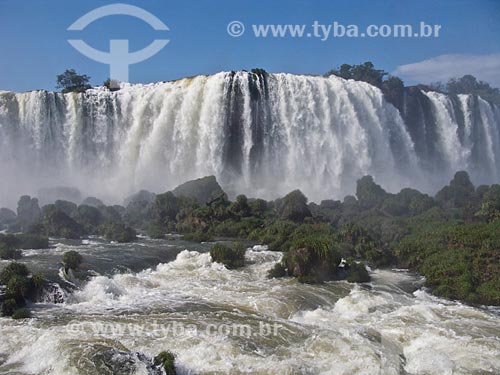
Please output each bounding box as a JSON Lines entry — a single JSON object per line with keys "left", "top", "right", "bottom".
{"left": 1, "top": 249, "right": 500, "bottom": 374}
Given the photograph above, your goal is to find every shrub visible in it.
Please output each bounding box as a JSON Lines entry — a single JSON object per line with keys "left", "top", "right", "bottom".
{"left": 284, "top": 235, "right": 341, "bottom": 283}
{"left": 102, "top": 222, "right": 136, "bottom": 242}
{"left": 0, "top": 243, "right": 22, "bottom": 260}
{"left": 147, "top": 223, "right": 166, "bottom": 239}
{"left": 62, "top": 251, "right": 83, "bottom": 270}
{"left": 1, "top": 298, "right": 17, "bottom": 316}
{"left": 210, "top": 243, "right": 245, "bottom": 269}
{"left": 12, "top": 308, "right": 31, "bottom": 319}
{"left": 154, "top": 351, "right": 176, "bottom": 375}
{"left": 6, "top": 275, "right": 31, "bottom": 297}
{"left": 0, "top": 262, "right": 29, "bottom": 284}
{"left": 346, "top": 262, "right": 371, "bottom": 283}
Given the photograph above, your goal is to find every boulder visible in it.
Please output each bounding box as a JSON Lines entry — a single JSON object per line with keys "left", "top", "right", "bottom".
{"left": 173, "top": 176, "right": 227, "bottom": 205}
{"left": 17, "top": 196, "right": 41, "bottom": 227}
{"left": 82, "top": 197, "right": 104, "bottom": 208}
{"left": 0, "top": 208, "right": 17, "bottom": 229}
{"left": 279, "top": 190, "right": 312, "bottom": 222}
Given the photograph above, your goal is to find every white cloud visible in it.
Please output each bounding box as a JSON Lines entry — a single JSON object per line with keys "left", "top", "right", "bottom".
{"left": 393, "top": 53, "right": 500, "bottom": 88}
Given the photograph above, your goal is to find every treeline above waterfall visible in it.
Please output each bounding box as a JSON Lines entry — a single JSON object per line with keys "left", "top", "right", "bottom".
{"left": 0, "top": 65, "right": 499, "bottom": 207}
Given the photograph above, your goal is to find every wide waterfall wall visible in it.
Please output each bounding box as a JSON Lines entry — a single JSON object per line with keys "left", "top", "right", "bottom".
{"left": 0, "top": 72, "right": 499, "bottom": 207}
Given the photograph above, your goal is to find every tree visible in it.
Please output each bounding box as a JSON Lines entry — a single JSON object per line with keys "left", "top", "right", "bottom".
{"left": 56, "top": 69, "right": 91, "bottom": 93}
{"left": 103, "top": 78, "right": 120, "bottom": 91}
{"left": 326, "top": 61, "right": 387, "bottom": 88}
{"left": 446, "top": 75, "right": 500, "bottom": 105}
{"left": 62, "top": 251, "right": 83, "bottom": 270}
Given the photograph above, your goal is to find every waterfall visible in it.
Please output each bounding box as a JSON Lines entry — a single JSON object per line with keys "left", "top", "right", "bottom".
{"left": 0, "top": 72, "right": 499, "bottom": 207}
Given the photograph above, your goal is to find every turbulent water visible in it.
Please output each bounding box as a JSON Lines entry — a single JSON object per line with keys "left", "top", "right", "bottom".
{"left": 1, "top": 239, "right": 500, "bottom": 374}
{"left": 1, "top": 72, "right": 500, "bottom": 207}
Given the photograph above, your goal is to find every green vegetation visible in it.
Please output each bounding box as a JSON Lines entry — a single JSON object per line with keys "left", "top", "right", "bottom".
{"left": 283, "top": 234, "right": 342, "bottom": 283}
{"left": 0, "top": 233, "right": 48, "bottom": 260}
{"left": 0, "top": 242, "right": 22, "bottom": 260}
{"left": 62, "top": 251, "right": 83, "bottom": 271}
{"left": 325, "top": 61, "right": 387, "bottom": 87}
{"left": 346, "top": 261, "right": 371, "bottom": 283}
{"left": 3, "top": 170, "right": 500, "bottom": 305}
{"left": 209, "top": 243, "right": 246, "bottom": 269}
{"left": 0, "top": 262, "right": 45, "bottom": 318}
{"left": 147, "top": 223, "right": 166, "bottom": 239}
{"left": 12, "top": 308, "right": 31, "bottom": 319}
{"left": 101, "top": 222, "right": 137, "bottom": 243}
{"left": 56, "top": 69, "right": 91, "bottom": 93}
{"left": 154, "top": 351, "right": 176, "bottom": 375}
{"left": 431, "top": 75, "right": 500, "bottom": 105}
{"left": 267, "top": 262, "right": 286, "bottom": 278}
{"left": 325, "top": 62, "right": 500, "bottom": 108}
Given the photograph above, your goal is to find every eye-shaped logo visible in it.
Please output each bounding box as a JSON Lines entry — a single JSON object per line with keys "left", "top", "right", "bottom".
{"left": 68, "top": 3, "right": 169, "bottom": 86}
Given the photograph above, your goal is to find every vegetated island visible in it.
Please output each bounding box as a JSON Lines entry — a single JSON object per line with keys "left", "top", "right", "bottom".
{"left": 1, "top": 170, "right": 500, "bottom": 315}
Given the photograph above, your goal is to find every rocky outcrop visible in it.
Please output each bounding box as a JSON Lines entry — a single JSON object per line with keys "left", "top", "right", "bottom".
{"left": 173, "top": 176, "right": 227, "bottom": 205}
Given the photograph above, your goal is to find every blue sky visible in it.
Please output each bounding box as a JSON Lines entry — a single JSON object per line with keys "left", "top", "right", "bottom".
{"left": 0, "top": 0, "right": 499, "bottom": 92}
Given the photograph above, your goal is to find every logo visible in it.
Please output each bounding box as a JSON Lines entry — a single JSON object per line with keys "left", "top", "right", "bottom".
{"left": 68, "top": 3, "right": 169, "bottom": 87}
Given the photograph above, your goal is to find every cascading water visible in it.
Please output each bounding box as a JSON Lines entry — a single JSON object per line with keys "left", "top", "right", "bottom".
{"left": 1, "top": 72, "right": 499, "bottom": 207}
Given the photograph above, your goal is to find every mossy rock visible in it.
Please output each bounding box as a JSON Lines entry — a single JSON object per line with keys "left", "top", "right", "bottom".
{"left": 267, "top": 262, "right": 286, "bottom": 279}
{"left": 154, "top": 351, "right": 176, "bottom": 375}
{"left": 284, "top": 235, "right": 341, "bottom": 283}
{"left": 147, "top": 223, "right": 166, "bottom": 239}
{"left": 210, "top": 243, "right": 245, "bottom": 269}
{"left": 1, "top": 298, "right": 18, "bottom": 316}
{"left": 102, "top": 222, "right": 137, "bottom": 243}
{"left": 12, "top": 308, "right": 31, "bottom": 319}
{"left": 0, "top": 262, "right": 29, "bottom": 284}
{"left": 346, "top": 262, "right": 371, "bottom": 283}
{"left": 62, "top": 250, "right": 83, "bottom": 270}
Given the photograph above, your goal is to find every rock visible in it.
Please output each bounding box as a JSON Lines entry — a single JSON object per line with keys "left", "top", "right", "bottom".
{"left": 173, "top": 176, "right": 227, "bottom": 205}
{"left": 283, "top": 236, "right": 341, "bottom": 283}
{"left": 42, "top": 204, "right": 83, "bottom": 239}
{"left": 62, "top": 250, "right": 83, "bottom": 271}
{"left": 38, "top": 186, "right": 81, "bottom": 206}
{"left": 16, "top": 196, "right": 41, "bottom": 227}
{"left": 82, "top": 197, "right": 104, "bottom": 208}
{"left": 267, "top": 262, "right": 286, "bottom": 278}
{"left": 99, "top": 205, "right": 124, "bottom": 223}
{"left": 154, "top": 351, "right": 177, "bottom": 375}
{"left": 0, "top": 208, "right": 17, "bottom": 229}
{"left": 356, "top": 175, "right": 387, "bottom": 209}
{"left": 101, "top": 222, "right": 136, "bottom": 243}
{"left": 124, "top": 190, "right": 156, "bottom": 227}
{"left": 54, "top": 200, "right": 78, "bottom": 217}
{"left": 346, "top": 261, "right": 371, "bottom": 283}
{"left": 124, "top": 190, "right": 156, "bottom": 207}
{"left": 209, "top": 242, "right": 245, "bottom": 269}
{"left": 279, "top": 190, "right": 312, "bottom": 222}
{"left": 75, "top": 205, "right": 104, "bottom": 234}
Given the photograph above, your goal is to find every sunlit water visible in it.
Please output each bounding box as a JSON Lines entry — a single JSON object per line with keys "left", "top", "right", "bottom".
{"left": 2, "top": 74, "right": 500, "bottom": 208}
{"left": 1, "top": 238, "right": 499, "bottom": 375}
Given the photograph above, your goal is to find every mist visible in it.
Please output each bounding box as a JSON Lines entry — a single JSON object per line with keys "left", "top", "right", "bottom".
{"left": 1, "top": 71, "right": 500, "bottom": 209}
